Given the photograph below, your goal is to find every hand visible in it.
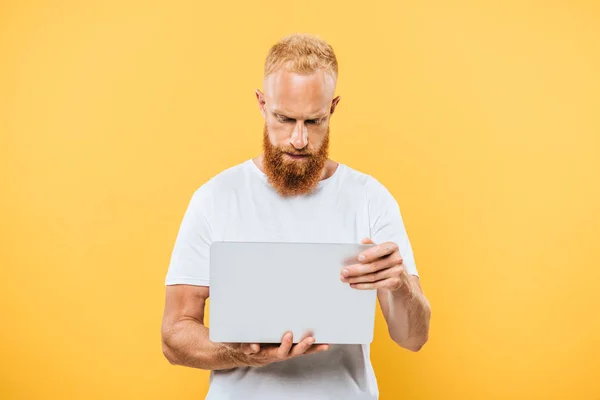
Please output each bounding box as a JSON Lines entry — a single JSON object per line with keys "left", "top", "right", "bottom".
{"left": 228, "top": 331, "right": 330, "bottom": 368}
{"left": 340, "top": 238, "right": 410, "bottom": 292}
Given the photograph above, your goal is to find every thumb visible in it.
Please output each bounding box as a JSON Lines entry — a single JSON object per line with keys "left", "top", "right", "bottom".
{"left": 242, "top": 343, "right": 260, "bottom": 355}
{"left": 361, "top": 238, "right": 375, "bottom": 245}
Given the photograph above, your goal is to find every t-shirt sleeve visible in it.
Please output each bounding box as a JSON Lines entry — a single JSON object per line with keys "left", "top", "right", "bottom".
{"left": 164, "top": 184, "right": 213, "bottom": 286}
{"left": 367, "top": 177, "right": 419, "bottom": 277}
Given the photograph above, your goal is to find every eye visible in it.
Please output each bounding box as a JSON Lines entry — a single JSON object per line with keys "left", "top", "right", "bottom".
{"left": 277, "top": 115, "right": 293, "bottom": 123}
{"left": 306, "top": 119, "right": 320, "bottom": 125}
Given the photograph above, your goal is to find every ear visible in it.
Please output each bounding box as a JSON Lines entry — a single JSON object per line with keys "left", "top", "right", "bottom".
{"left": 255, "top": 89, "right": 266, "bottom": 118}
{"left": 330, "top": 95, "right": 341, "bottom": 115}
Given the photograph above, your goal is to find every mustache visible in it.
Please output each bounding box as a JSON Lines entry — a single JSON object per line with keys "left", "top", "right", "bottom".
{"left": 279, "top": 148, "right": 314, "bottom": 156}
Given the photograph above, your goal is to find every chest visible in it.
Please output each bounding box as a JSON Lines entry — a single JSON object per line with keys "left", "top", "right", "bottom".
{"left": 211, "top": 187, "right": 371, "bottom": 244}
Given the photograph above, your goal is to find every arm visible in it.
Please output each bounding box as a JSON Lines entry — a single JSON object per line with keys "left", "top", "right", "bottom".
{"left": 342, "top": 239, "right": 431, "bottom": 352}
{"left": 162, "top": 186, "right": 252, "bottom": 370}
{"left": 163, "top": 183, "right": 328, "bottom": 369}
{"left": 358, "top": 177, "right": 431, "bottom": 351}
{"left": 161, "top": 284, "right": 250, "bottom": 370}
{"left": 377, "top": 275, "right": 431, "bottom": 351}
{"left": 161, "top": 284, "right": 329, "bottom": 370}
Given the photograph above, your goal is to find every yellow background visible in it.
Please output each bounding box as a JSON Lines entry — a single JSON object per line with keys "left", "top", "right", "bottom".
{"left": 2, "top": 1, "right": 599, "bottom": 399}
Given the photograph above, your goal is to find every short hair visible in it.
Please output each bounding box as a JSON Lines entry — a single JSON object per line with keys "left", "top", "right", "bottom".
{"left": 263, "top": 33, "right": 338, "bottom": 81}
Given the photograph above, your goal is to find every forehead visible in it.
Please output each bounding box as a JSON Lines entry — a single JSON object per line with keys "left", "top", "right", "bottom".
{"left": 264, "top": 68, "right": 335, "bottom": 118}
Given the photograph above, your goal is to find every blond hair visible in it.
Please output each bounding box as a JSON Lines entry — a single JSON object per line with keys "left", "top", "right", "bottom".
{"left": 263, "top": 33, "right": 338, "bottom": 80}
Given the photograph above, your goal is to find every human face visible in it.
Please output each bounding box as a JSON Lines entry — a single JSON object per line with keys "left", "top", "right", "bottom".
{"left": 262, "top": 122, "right": 329, "bottom": 197}
{"left": 256, "top": 67, "right": 340, "bottom": 196}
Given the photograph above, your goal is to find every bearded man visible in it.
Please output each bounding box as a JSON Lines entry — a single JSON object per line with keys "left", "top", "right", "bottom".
{"left": 161, "top": 33, "right": 431, "bottom": 400}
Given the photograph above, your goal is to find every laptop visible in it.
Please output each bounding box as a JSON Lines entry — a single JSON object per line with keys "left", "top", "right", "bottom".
{"left": 208, "top": 241, "right": 377, "bottom": 345}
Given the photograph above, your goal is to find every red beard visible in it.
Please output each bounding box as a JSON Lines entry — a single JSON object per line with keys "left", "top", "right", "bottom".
{"left": 262, "top": 123, "right": 330, "bottom": 197}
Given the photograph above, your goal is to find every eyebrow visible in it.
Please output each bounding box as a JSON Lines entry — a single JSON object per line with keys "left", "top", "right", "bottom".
{"left": 272, "top": 110, "right": 328, "bottom": 120}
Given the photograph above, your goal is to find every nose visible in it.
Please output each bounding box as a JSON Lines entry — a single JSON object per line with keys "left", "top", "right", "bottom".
{"left": 290, "top": 122, "right": 308, "bottom": 150}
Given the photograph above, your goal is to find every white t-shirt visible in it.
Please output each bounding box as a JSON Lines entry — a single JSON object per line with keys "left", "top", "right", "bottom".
{"left": 165, "top": 159, "right": 419, "bottom": 400}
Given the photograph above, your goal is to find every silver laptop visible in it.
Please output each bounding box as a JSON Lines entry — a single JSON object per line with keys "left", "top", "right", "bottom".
{"left": 208, "top": 241, "right": 377, "bottom": 345}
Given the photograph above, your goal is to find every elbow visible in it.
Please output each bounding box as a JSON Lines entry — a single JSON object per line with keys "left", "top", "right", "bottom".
{"left": 162, "top": 340, "right": 180, "bottom": 365}
{"left": 391, "top": 332, "right": 428, "bottom": 352}
{"left": 406, "top": 305, "right": 432, "bottom": 352}
{"left": 391, "top": 333, "right": 428, "bottom": 352}
{"left": 161, "top": 324, "right": 182, "bottom": 366}
{"left": 405, "top": 334, "right": 429, "bottom": 352}
{"left": 393, "top": 309, "right": 431, "bottom": 352}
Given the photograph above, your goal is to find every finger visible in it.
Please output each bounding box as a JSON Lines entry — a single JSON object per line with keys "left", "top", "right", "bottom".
{"left": 350, "top": 276, "right": 404, "bottom": 291}
{"left": 342, "top": 253, "right": 402, "bottom": 278}
{"left": 357, "top": 242, "right": 398, "bottom": 264}
{"left": 361, "top": 238, "right": 375, "bottom": 245}
{"left": 305, "top": 344, "right": 331, "bottom": 355}
{"left": 241, "top": 343, "right": 261, "bottom": 355}
{"left": 290, "top": 336, "right": 316, "bottom": 357}
{"left": 345, "top": 265, "right": 404, "bottom": 284}
{"left": 275, "top": 332, "right": 294, "bottom": 360}
{"left": 299, "top": 330, "right": 314, "bottom": 341}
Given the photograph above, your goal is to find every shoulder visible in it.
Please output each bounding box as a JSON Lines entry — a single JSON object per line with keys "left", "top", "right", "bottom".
{"left": 338, "top": 163, "right": 372, "bottom": 191}
{"left": 339, "top": 163, "right": 393, "bottom": 200}
{"left": 189, "top": 160, "right": 251, "bottom": 204}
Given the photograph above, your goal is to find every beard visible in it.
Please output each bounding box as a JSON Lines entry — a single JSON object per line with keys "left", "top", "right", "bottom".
{"left": 262, "top": 123, "right": 330, "bottom": 197}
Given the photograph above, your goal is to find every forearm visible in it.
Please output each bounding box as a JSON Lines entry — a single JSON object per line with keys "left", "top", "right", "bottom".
{"left": 162, "top": 318, "right": 249, "bottom": 370}
{"left": 382, "top": 281, "right": 431, "bottom": 351}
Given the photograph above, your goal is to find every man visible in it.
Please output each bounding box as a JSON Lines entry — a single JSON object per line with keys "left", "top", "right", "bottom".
{"left": 161, "top": 33, "right": 431, "bottom": 399}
